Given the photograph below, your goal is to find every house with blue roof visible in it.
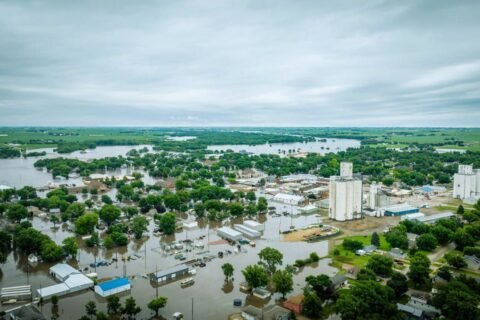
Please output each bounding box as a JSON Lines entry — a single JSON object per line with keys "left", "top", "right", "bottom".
{"left": 94, "top": 277, "right": 131, "bottom": 297}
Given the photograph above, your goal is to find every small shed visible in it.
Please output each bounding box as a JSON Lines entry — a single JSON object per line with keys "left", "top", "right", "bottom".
{"left": 330, "top": 274, "right": 348, "bottom": 291}
{"left": 95, "top": 277, "right": 131, "bottom": 297}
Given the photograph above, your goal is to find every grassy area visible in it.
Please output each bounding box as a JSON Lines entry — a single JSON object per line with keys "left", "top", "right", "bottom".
{"left": 329, "top": 234, "right": 391, "bottom": 268}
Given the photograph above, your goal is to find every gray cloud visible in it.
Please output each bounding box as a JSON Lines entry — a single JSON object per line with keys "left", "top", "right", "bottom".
{"left": 0, "top": 0, "right": 479, "bottom": 126}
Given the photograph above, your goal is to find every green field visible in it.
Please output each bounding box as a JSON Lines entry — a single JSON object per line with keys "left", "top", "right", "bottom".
{"left": 330, "top": 234, "right": 391, "bottom": 268}
{"left": 1, "top": 127, "right": 480, "bottom": 152}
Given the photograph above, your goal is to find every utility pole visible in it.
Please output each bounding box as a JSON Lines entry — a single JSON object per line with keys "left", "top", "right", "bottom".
{"left": 155, "top": 264, "right": 158, "bottom": 298}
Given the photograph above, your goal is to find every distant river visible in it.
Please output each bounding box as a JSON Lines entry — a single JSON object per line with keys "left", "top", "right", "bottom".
{"left": 0, "top": 145, "right": 154, "bottom": 188}
{"left": 207, "top": 138, "right": 360, "bottom": 155}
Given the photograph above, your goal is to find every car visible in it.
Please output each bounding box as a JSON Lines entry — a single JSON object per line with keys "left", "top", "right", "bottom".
{"left": 233, "top": 298, "right": 242, "bottom": 307}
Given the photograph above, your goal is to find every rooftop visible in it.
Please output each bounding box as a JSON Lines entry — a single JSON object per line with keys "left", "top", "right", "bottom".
{"left": 49, "top": 263, "right": 78, "bottom": 279}
{"left": 152, "top": 264, "right": 188, "bottom": 279}
{"left": 97, "top": 277, "right": 130, "bottom": 292}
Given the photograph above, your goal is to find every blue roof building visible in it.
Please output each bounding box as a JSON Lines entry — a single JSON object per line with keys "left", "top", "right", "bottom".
{"left": 94, "top": 277, "right": 131, "bottom": 297}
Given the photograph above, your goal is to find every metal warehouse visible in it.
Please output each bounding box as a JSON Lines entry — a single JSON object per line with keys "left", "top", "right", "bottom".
{"left": 217, "top": 227, "right": 242, "bottom": 241}
{"left": 383, "top": 204, "right": 419, "bottom": 216}
{"left": 95, "top": 277, "right": 131, "bottom": 297}
{"left": 234, "top": 224, "right": 261, "bottom": 238}
{"left": 150, "top": 264, "right": 189, "bottom": 283}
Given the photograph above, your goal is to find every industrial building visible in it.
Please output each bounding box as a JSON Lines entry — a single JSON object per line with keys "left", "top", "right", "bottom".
{"left": 243, "top": 220, "right": 264, "bottom": 232}
{"left": 95, "top": 277, "right": 131, "bottom": 297}
{"left": 37, "top": 264, "right": 93, "bottom": 299}
{"left": 401, "top": 212, "right": 426, "bottom": 221}
{"left": 415, "top": 211, "right": 456, "bottom": 224}
{"left": 233, "top": 224, "right": 261, "bottom": 238}
{"left": 329, "top": 162, "right": 363, "bottom": 221}
{"left": 272, "top": 193, "right": 305, "bottom": 205}
{"left": 150, "top": 264, "right": 189, "bottom": 283}
{"left": 49, "top": 263, "right": 79, "bottom": 282}
{"left": 217, "top": 226, "right": 242, "bottom": 241}
{"left": 453, "top": 165, "right": 480, "bottom": 203}
{"left": 381, "top": 203, "right": 419, "bottom": 216}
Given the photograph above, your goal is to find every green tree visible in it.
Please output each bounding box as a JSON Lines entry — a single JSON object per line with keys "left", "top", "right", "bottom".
{"left": 193, "top": 203, "right": 205, "bottom": 217}
{"left": 229, "top": 202, "right": 244, "bottom": 216}
{"left": 95, "top": 311, "right": 108, "bottom": 320}
{"left": 272, "top": 269, "right": 293, "bottom": 299}
{"left": 431, "top": 225, "right": 453, "bottom": 245}
{"left": 366, "top": 254, "right": 393, "bottom": 277}
{"left": 40, "top": 240, "right": 64, "bottom": 262}
{"left": 371, "top": 232, "right": 380, "bottom": 247}
{"left": 159, "top": 212, "right": 176, "bottom": 235}
{"left": 75, "top": 213, "right": 99, "bottom": 235}
{"left": 357, "top": 268, "right": 377, "bottom": 281}
{"left": 222, "top": 263, "right": 234, "bottom": 282}
{"left": 131, "top": 215, "right": 148, "bottom": 239}
{"left": 101, "top": 194, "right": 113, "bottom": 204}
{"left": 408, "top": 252, "right": 431, "bottom": 287}
{"left": 106, "top": 295, "right": 121, "bottom": 315}
{"left": 257, "top": 197, "right": 268, "bottom": 212}
{"left": 416, "top": 233, "right": 438, "bottom": 251}
{"left": 147, "top": 297, "right": 167, "bottom": 317}
{"left": 335, "top": 281, "right": 400, "bottom": 320}
{"left": 305, "top": 274, "right": 333, "bottom": 300}
{"left": 65, "top": 203, "right": 86, "bottom": 220}
{"left": 246, "top": 191, "right": 256, "bottom": 202}
{"left": 386, "top": 272, "right": 408, "bottom": 298}
{"left": 6, "top": 204, "right": 28, "bottom": 222}
{"left": 85, "top": 301, "right": 97, "bottom": 319}
{"left": 14, "top": 227, "right": 46, "bottom": 253}
{"left": 457, "top": 205, "right": 465, "bottom": 215}
{"left": 453, "top": 228, "right": 475, "bottom": 251}
{"left": 385, "top": 227, "right": 408, "bottom": 250}
{"left": 103, "top": 236, "right": 114, "bottom": 249}
{"left": 122, "top": 297, "right": 141, "bottom": 320}
{"left": 342, "top": 239, "right": 364, "bottom": 252}
{"left": 62, "top": 237, "right": 78, "bottom": 258}
{"left": 99, "top": 204, "right": 121, "bottom": 226}
{"left": 444, "top": 252, "right": 467, "bottom": 269}
{"left": 242, "top": 264, "right": 269, "bottom": 290}
{"left": 258, "top": 247, "right": 283, "bottom": 274}
{"left": 433, "top": 280, "right": 480, "bottom": 320}
{"left": 303, "top": 288, "right": 322, "bottom": 318}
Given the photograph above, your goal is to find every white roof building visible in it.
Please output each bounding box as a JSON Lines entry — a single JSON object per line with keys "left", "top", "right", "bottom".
{"left": 272, "top": 193, "right": 304, "bottom": 205}
{"left": 49, "top": 263, "right": 78, "bottom": 281}
{"left": 217, "top": 227, "right": 242, "bottom": 241}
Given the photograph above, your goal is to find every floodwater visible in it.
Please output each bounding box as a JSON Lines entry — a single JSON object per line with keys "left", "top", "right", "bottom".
{"left": 206, "top": 138, "right": 360, "bottom": 156}
{"left": 0, "top": 145, "right": 154, "bottom": 188}
{"left": 0, "top": 143, "right": 339, "bottom": 319}
{"left": 0, "top": 210, "right": 336, "bottom": 320}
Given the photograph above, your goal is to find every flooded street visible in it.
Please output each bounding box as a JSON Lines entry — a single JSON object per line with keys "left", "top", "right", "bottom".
{"left": 1, "top": 212, "right": 335, "bottom": 319}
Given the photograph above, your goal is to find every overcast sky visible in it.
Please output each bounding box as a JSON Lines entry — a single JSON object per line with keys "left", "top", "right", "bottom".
{"left": 0, "top": 0, "right": 479, "bottom": 127}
